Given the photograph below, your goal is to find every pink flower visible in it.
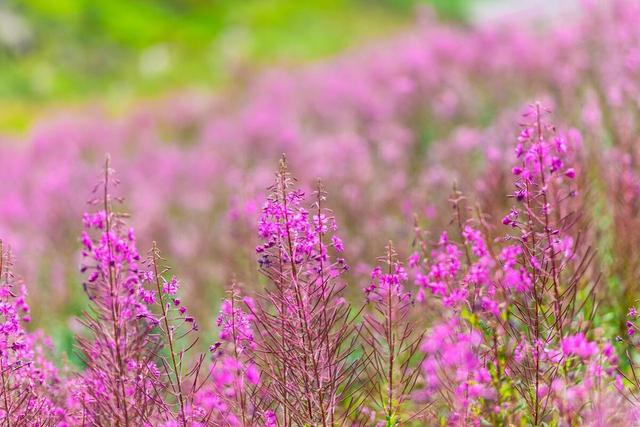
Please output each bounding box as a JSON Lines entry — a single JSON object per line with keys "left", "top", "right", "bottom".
{"left": 331, "top": 235, "right": 344, "bottom": 252}
{"left": 561, "top": 334, "right": 598, "bottom": 359}
{"left": 163, "top": 276, "right": 180, "bottom": 295}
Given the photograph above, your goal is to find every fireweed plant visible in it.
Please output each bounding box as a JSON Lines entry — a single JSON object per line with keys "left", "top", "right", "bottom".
{"left": 73, "top": 156, "right": 209, "bottom": 426}
{"left": 411, "top": 104, "right": 624, "bottom": 425}
{"left": 4, "top": 1, "right": 640, "bottom": 347}
{"left": 361, "top": 242, "right": 426, "bottom": 425}
{"left": 0, "top": 240, "right": 64, "bottom": 424}
{"left": 0, "top": 104, "right": 639, "bottom": 425}
{"left": 199, "top": 285, "right": 267, "bottom": 426}
{"left": 250, "top": 157, "right": 363, "bottom": 426}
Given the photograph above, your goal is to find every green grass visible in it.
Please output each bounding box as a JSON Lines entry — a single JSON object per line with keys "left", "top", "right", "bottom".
{"left": 0, "top": 0, "right": 472, "bottom": 132}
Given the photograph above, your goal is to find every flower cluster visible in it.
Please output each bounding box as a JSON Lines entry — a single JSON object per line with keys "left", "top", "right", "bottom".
{"left": 0, "top": 130, "right": 636, "bottom": 424}
{"left": 408, "top": 105, "right": 624, "bottom": 425}
{"left": 421, "top": 318, "right": 495, "bottom": 422}
{"left": 0, "top": 242, "right": 64, "bottom": 424}
{"left": 3, "top": 1, "right": 640, "bottom": 341}
{"left": 193, "top": 289, "right": 264, "bottom": 426}
{"left": 256, "top": 160, "right": 346, "bottom": 278}
{"left": 2, "top": 1, "right": 640, "bottom": 423}
{"left": 72, "top": 162, "right": 171, "bottom": 425}
{"left": 248, "top": 157, "right": 360, "bottom": 426}
{"left": 361, "top": 243, "right": 426, "bottom": 425}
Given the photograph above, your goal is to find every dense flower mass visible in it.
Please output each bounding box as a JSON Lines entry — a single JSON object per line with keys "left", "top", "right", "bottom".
{"left": 0, "top": 242, "right": 63, "bottom": 424}
{"left": 0, "top": 104, "right": 638, "bottom": 424}
{"left": 3, "top": 0, "right": 640, "bottom": 424}
{"left": 0, "top": 0, "right": 639, "bottom": 337}
{"left": 400, "top": 102, "right": 637, "bottom": 424}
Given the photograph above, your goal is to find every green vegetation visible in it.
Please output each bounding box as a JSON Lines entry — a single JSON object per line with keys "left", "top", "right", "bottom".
{"left": 0, "top": 0, "right": 471, "bottom": 132}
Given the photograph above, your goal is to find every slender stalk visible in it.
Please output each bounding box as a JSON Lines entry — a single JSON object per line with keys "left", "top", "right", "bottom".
{"left": 103, "top": 156, "right": 130, "bottom": 427}
{"left": 278, "top": 162, "right": 326, "bottom": 425}
{"left": 0, "top": 242, "right": 6, "bottom": 427}
{"left": 0, "top": 318, "right": 9, "bottom": 427}
{"left": 386, "top": 246, "right": 395, "bottom": 422}
{"left": 523, "top": 168, "right": 541, "bottom": 425}
{"left": 229, "top": 290, "right": 248, "bottom": 427}
{"left": 151, "top": 243, "right": 186, "bottom": 427}
{"left": 534, "top": 104, "right": 563, "bottom": 339}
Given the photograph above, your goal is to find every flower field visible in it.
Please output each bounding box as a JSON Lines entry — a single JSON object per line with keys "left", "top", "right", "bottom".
{"left": 2, "top": 0, "right": 640, "bottom": 424}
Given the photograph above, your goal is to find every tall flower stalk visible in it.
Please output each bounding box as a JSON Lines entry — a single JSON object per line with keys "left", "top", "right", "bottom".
{"left": 194, "top": 285, "right": 266, "bottom": 426}
{"left": 411, "top": 105, "right": 615, "bottom": 425}
{"left": 249, "top": 156, "right": 361, "bottom": 426}
{"left": 0, "top": 240, "right": 63, "bottom": 425}
{"left": 148, "top": 242, "right": 204, "bottom": 426}
{"left": 501, "top": 104, "right": 593, "bottom": 424}
{"left": 361, "top": 242, "right": 426, "bottom": 425}
{"left": 75, "top": 157, "right": 167, "bottom": 425}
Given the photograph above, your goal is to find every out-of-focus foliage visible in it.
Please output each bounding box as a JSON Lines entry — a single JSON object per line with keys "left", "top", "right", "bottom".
{"left": 0, "top": 0, "right": 470, "bottom": 132}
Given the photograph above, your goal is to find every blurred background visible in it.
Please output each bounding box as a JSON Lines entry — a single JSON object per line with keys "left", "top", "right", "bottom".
{"left": 0, "top": 0, "right": 474, "bottom": 360}
{"left": 0, "top": 0, "right": 476, "bottom": 132}
{"left": 1, "top": 0, "right": 594, "bottom": 365}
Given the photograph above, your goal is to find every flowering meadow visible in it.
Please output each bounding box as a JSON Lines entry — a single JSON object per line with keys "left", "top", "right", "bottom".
{"left": 3, "top": 0, "right": 640, "bottom": 425}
